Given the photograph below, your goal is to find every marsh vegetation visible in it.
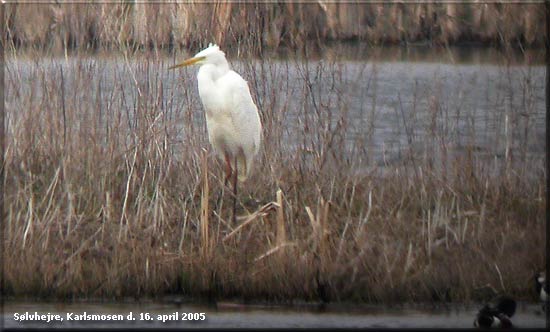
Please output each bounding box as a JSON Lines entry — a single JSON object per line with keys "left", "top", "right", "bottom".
{"left": 2, "top": 3, "right": 546, "bottom": 305}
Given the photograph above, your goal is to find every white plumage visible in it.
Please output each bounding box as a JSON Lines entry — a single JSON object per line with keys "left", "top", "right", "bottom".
{"left": 170, "top": 44, "right": 262, "bottom": 182}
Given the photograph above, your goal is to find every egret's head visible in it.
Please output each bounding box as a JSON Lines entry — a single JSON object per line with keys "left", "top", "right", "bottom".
{"left": 169, "top": 43, "right": 227, "bottom": 70}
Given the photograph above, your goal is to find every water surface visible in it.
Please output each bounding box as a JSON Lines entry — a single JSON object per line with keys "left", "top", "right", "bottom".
{"left": 6, "top": 45, "right": 545, "bottom": 168}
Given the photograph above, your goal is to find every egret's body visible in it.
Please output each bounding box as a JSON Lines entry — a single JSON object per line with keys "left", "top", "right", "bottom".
{"left": 170, "top": 44, "right": 262, "bottom": 222}
{"left": 197, "top": 62, "right": 261, "bottom": 181}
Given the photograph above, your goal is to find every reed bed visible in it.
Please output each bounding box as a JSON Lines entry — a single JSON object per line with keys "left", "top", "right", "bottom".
{"left": 3, "top": 44, "right": 545, "bottom": 304}
{"left": 4, "top": 2, "right": 546, "bottom": 54}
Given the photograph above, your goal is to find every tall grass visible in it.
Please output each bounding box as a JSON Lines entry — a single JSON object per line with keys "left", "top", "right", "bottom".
{"left": 3, "top": 3, "right": 546, "bottom": 54}
{"left": 3, "top": 42, "right": 545, "bottom": 304}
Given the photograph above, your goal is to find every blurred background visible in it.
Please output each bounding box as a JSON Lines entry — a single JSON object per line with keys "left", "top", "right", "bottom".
{"left": 3, "top": 2, "right": 546, "bottom": 55}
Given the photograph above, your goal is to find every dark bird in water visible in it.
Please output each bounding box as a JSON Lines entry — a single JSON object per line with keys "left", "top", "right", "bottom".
{"left": 535, "top": 272, "right": 548, "bottom": 312}
{"left": 474, "top": 296, "right": 516, "bottom": 329}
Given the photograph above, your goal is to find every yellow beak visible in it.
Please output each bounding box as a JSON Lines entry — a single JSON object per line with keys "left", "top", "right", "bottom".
{"left": 168, "top": 56, "right": 205, "bottom": 70}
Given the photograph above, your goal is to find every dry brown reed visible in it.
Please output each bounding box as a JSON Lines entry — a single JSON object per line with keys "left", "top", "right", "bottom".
{"left": 3, "top": 3, "right": 546, "bottom": 55}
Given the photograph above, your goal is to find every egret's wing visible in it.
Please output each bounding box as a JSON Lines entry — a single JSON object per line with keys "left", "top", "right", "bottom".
{"left": 219, "top": 71, "right": 262, "bottom": 179}
{"left": 222, "top": 71, "right": 262, "bottom": 149}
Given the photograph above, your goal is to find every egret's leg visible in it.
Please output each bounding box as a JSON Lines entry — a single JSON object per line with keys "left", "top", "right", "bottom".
{"left": 224, "top": 154, "right": 232, "bottom": 187}
{"left": 215, "top": 169, "right": 225, "bottom": 214}
{"left": 216, "top": 153, "right": 232, "bottom": 211}
{"left": 232, "top": 155, "right": 238, "bottom": 225}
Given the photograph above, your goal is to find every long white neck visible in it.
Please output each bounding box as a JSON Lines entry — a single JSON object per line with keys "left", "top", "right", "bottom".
{"left": 197, "top": 62, "right": 230, "bottom": 113}
{"left": 198, "top": 61, "right": 230, "bottom": 83}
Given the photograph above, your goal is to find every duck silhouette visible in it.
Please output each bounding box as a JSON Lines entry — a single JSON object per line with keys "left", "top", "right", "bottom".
{"left": 474, "top": 296, "right": 516, "bottom": 329}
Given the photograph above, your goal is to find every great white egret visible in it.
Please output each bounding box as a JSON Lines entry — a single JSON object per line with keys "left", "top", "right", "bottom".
{"left": 169, "top": 43, "right": 262, "bottom": 224}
